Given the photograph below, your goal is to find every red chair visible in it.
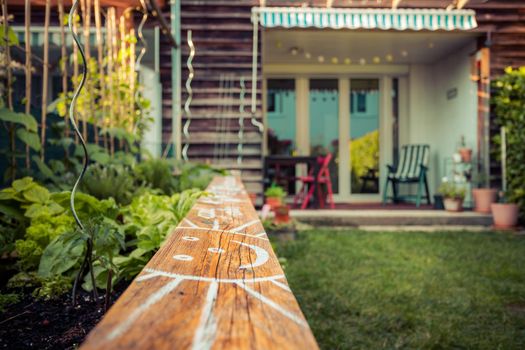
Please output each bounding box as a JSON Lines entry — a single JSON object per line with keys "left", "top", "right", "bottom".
{"left": 293, "top": 153, "right": 335, "bottom": 209}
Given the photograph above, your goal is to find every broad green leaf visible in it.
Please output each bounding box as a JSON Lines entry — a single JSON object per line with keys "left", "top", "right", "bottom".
{"left": 90, "top": 151, "right": 110, "bottom": 164}
{"left": 0, "top": 25, "right": 19, "bottom": 46}
{"left": 16, "top": 129, "right": 41, "bottom": 151}
{"left": 32, "top": 156, "right": 54, "bottom": 178}
{"left": 0, "top": 202, "right": 25, "bottom": 222}
{"left": 38, "top": 234, "right": 84, "bottom": 278}
{"left": 24, "top": 203, "right": 49, "bottom": 218}
{"left": 23, "top": 186, "right": 50, "bottom": 204}
{"left": 11, "top": 177, "right": 35, "bottom": 192}
{"left": 0, "top": 109, "right": 38, "bottom": 132}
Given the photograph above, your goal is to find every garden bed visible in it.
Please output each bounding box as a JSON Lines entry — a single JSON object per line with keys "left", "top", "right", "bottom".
{"left": 0, "top": 281, "right": 128, "bottom": 349}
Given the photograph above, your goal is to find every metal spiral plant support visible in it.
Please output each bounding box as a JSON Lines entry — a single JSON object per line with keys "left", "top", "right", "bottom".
{"left": 132, "top": 0, "right": 148, "bottom": 134}
{"left": 68, "top": 0, "right": 97, "bottom": 304}
{"left": 182, "top": 30, "right": 195, "bottom": 161}
{"left": 237, "top": 77, "right": 246, "bottom": 165}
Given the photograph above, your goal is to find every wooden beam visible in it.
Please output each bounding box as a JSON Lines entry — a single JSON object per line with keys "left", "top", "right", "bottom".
{"left": 392, "top": 0, "right": 402, "bottom": 9}
{"left": 457, "top": 0, "right": 469, "bottom": 9}
{"left": 80, "top": 176, "right": 319, "bottom": 350}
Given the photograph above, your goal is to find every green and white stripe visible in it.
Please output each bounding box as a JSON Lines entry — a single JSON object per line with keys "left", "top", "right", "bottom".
{"left": 392, "top": 145, "right": 430, "bottom": 180}
{"left": 253, "top": 7, "right": 477, "bottom": 32}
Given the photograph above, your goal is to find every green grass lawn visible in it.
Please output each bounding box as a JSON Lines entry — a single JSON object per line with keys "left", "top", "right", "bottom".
{"left": 273, "top": 230, "right": 525, "bottom": 350}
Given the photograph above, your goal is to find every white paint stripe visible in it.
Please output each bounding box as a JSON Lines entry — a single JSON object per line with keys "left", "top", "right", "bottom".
{"left": 231, "top": 219, "right": 260, "bottom": 233}
{"left": 235, "top": 282, "right": 308, "bottom": 328}
{"left": 184, "top": 218, "right": 199, "bottom": 228}
{"left": 270, "top": 279, "right": 292, "bottom": 292}
{"left": 232, "top": 240, "right": 269, "bottom": 269}
{"left": 191, "top": 281, "right": 219, "bottom": 350}
{"left": 106, "top": 278, "right": 183, "bottom": 340}
{"left": 176, "top": 226, "right": 269, "bottom": 241}
{"left": 141, "top": 268, "right": 285, "bottom": 284}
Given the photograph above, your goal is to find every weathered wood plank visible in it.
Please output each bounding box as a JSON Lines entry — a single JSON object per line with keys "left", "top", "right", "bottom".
{"left": 81, "top": 176, "right": 318, "bottom": 350}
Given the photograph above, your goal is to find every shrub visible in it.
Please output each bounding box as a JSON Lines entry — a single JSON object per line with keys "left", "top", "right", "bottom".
{"left": 492, "top": 67, "right": 525, "bottom": 219}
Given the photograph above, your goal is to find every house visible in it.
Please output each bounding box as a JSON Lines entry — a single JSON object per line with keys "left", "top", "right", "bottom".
{"left": 6, "top": 0, "right": 525, "bottom": 204}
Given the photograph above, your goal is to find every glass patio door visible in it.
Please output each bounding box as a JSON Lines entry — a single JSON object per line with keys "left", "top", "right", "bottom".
{"left": 349, "top": 79, "right": 380, "bottom": 194}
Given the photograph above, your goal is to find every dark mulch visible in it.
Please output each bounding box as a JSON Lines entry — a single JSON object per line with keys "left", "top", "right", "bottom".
{"left": 0, "top": 282, "right": 129, "bottom": 350}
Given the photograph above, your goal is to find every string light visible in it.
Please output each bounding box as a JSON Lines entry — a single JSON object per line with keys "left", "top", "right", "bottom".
{"left": 318, "top": 55, "right": 325, "bottom": 63}
{"left": 331, "top": 57, "right": 339, "bottom": 64}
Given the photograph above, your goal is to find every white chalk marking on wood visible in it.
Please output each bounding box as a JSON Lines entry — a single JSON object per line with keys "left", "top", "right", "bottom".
{"left": 208, "top": 247, "right": 224, "bottom": 254}
{"left": 176, "top": 226, "right": 269, "bottom": 241}
{"left": 270, "top": 279, "right": 292, "bottom": 292}
{"left": 232, "top": 240, "right": 269, "bottom": 269}
{"left": 198, "top": 208, "right": 216, "bottom": 220}
{"left": 191, "top": 281, "right": 219, "bottom": 350}
{"left": 199, "top": 196, "right": 244, "bottom": 205}
{"left": 255, "top": 232, "right": 267, "bottom": 237}
{"left": 183, "top": 236, "right": 200, "bottom": 241}
{"left": 235, "top": 282, "right": 308, "bottom": 328}
{"left": 184, "top": 218, "right": 199, "bottom": 228}
{"left": 231, "top": 219, "right": 260, "bottom": 233}
{"left": 140, "top": 268, "right": 285, "bottom": 284}
{"left": 106, "top": 278, "right": 183, "bottom": 340}
{"left": 212, "top": 219, "right": 220, "bottom": 230}
{"left": 174, "top": 255, "right": 193, "bottom": 261}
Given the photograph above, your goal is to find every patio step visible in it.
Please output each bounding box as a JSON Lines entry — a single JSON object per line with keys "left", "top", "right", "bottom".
{"left": 289, "top": 210, "right": 493, "bottom": 227}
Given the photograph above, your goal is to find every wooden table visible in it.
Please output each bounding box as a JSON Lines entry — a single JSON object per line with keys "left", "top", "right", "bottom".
{"left": 80, "top": 176, "right": 318, "bottom": 350}
{"left": 263, "top": 155, "right": 320, "bottom": 208}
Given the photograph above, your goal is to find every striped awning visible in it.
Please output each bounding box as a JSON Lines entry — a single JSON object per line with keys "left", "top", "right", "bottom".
{"left": 252, "top": 7, "right": 478, "bottom": 31}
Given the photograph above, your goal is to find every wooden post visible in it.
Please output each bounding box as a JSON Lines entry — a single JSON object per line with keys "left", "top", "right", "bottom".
{"left": 40, "top": 0, "right": 50, "bottom": 161}
{"left": 24, "top": 0, "right": 31, "bottom": 168}
{"left": 57, "top": 0, "right": 69, "bottom": 146}
{"left": 94, "top": 0, "right": 107, "bottom": 150}
{"left": 81, "top": 176, "right": 319, "bottom": 350}
{"left": 1, "top": 0, "right": 15, "bottom": 180}
{"left": 107, "top": 7, "right": 116, "bottom": 155}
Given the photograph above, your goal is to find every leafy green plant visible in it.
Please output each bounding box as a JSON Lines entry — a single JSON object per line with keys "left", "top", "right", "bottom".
{"left": 135, "top": 158, "right": 176, "bottom": 195}
{"left": 0, "top": 293, "right": 20, "bottom": 312}
{"left": 492, "top": 67, "right": 525, "bottom": 220}
{"left": 174, "top": 161, "right": 226, "bottom": 192}
{"left": 81, "top": 163, "right": 136, "bottom": 205}
{"left": 438, "top": 182, "right": 466, "bottom": 200}
{"left": 264, "top": 184, "right": 287, "bottom": 199}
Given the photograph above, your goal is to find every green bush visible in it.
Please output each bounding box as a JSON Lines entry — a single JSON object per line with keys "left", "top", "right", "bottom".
{"left": 492, "top": 67, "right": 525, "bottom": 219}
{"left": 438, "top": 182, "right": 466, "bottom": 200}
{"left": 135, "top": 158, "right": 177, "bottom": 195}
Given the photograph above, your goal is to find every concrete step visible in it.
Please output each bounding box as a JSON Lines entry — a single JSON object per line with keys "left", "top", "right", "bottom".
{"left": 288, "top": 210, "right": 493, "bottom": 227}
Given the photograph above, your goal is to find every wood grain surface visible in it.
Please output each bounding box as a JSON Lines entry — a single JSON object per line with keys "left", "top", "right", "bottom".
{"left": 80, "top": 176, "right": 318, "bottom": 350}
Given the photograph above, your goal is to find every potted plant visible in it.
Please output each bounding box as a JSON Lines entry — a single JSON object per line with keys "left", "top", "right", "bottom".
{"left": 438, "top": 181, "right": 466, "bottom": 212}
{"left": 264, "top": 184, "right": 286, "bottom": 209}
{"left": 458, "top": 135, "right": 472, "bottom": 163}
{"left": 472, "top": 172, "right": 497, "bottom": 214}
{"left": 491, "top": 192, "right": 519, "bottom": 229}
{"left": 274, "top": 204, "right": 291, "bottom": 224}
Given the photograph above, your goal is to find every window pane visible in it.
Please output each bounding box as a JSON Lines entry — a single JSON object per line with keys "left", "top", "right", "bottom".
{"left": 267, "top": 79, "right": 296, "bottom": 156}
{"left": 350, "top": 79, "right": 380, "bottom": 194}
{"left": 310, "top": 79, "right": 339, "bottom": 194}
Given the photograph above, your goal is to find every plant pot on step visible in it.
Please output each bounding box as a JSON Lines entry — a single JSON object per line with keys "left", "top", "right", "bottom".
{"left": 265, "top": 197, "right": 282, "bottom": 210}
{"left": 274, "top": 205, "right": 291, "bottom": 224}
{"left": 444, "top": 197, "right": 464, "bottom": 212}
{"left": 491, "top": 203, "right": 519, "bottom": 229}
{"left": 472, "top": 188, "right": 497, "bottom": 213}
{"left": 248, "top": 193, "right": 257, "bottom": 206}
{"left": 459, "top": 147, "right": 472, "bottom": 163}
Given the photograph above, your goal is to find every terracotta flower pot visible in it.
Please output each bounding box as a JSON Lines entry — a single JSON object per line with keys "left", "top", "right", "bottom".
{"left": 459, "top": 148, "right": 472, "bottom": 163}
{"left": 265, "top": 196, "right": 282, "bottom": 210}
{"left": 472, "top": 188, "right": 498, "bottom": 213}
{"left": 491, "top": 203, "right": 519, "bottom": 229}
{"left": 444, "top": 198, "right": 464, "bottom": 212}
{"left": 274, "top": 205, "right": 291, "bottom": 224}
{"left": 248, "top": 193, "right": 257, "bottom": 205}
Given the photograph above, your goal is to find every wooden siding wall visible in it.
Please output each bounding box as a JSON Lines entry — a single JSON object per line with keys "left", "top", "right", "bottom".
{"left": 161, "top": 0, "right": 263, "bottom": 195}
